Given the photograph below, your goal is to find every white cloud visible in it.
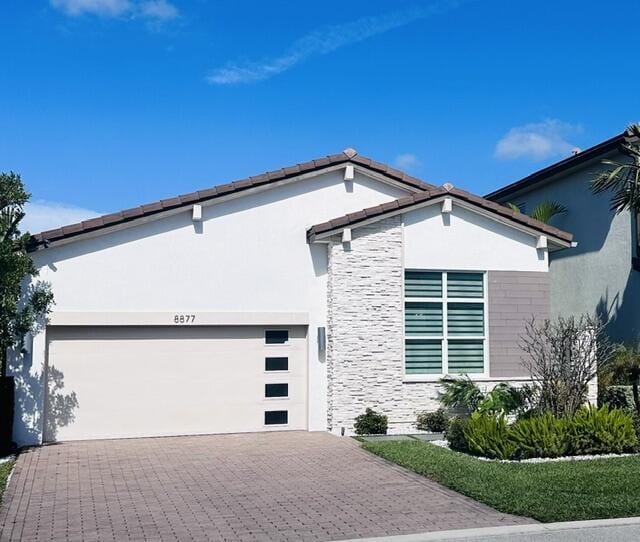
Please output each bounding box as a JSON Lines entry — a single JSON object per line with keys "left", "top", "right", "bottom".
{"left": 494, "top": 119, "right": 581, "bottom": 161}
{"left": 207, "top": 1, "right": 467, "bottom": 85}
{"left": 395, "top": 153, "right": 421, "bottom": 171}
{"left": 138, "top": 0, "right": 178, "bottom": 21}
{"left": 22, "top": 200, "right": 101, "bottom": 234}
{"left": 50, "top": 0, "right": 179, "bottom": 20}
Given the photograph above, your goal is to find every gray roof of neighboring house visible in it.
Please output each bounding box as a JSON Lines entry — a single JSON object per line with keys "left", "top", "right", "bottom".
{"left": 30, "top": 148, "right": 435, "bottom": 250}
{"left": 307, "top": 185, "right": 573, "bottom": 245}
{"left": 484, "top": 131, "right": 632, "bottom": 201}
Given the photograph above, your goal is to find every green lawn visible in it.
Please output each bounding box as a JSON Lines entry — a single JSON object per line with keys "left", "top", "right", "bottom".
{"left": 362, "top": 440, "right": 640, "bottom": 523}
{"left": 0, "top": 460, "right": 14, "bottom": 505}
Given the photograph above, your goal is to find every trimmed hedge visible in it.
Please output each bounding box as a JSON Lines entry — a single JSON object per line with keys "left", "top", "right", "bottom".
{"left": 416, "top": 408, "right": 449, "bottom": 432}
{"left": 445, "top": 406, "right": 638, "bottom": 460}
{"left": 354, "top": 408, "right": 388, "bottom": 435}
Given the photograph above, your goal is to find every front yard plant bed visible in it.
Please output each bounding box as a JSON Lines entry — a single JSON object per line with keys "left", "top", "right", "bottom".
{"left": 362, "top": 440, "right": 640, "bottom": 522}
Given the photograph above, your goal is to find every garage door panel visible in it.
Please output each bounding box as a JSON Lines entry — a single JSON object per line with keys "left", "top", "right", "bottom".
{"left": 45, "top": 325, "right": 308, "bottom": 441}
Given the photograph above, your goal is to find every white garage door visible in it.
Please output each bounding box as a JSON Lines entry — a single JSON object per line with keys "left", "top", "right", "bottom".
{"left": 44, "top": 325, "right": 308, "bottom": 442}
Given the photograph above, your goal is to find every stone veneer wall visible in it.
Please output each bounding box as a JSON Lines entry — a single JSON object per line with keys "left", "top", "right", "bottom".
{"left": 326, "top": 217, "right": 592, "bottom": 435}
{"left": 327, "top": 216, "right": 451, "bottom": 434}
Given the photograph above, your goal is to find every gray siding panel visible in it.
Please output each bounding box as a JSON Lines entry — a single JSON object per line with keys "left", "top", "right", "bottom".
{"left": 491, "top": 156, "right": 640, "bottom": 342}
{"left": 488, "top": 271, "right": 549, "bottom": 378}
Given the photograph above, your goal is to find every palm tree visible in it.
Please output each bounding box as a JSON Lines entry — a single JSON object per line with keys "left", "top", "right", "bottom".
{"left": 591, "top": 124, "right": 640, "bottom": 212}
{"left": 506, "top": 201, "right": 567, "bottom": 224}
{"left": 602, "top": 343, "right": 640, "bottom": 415}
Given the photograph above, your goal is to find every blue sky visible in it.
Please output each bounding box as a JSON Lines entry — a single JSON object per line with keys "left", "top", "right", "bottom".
{"left": 2, "top": 0, "right": 639, "bottom": 232}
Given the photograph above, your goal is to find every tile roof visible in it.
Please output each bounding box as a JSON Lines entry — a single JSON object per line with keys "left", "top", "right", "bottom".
{"left": 30, "top": 149, "right": 436, "bottom": 249}
{"left": 307, "top": 185, "right": 573, "bottom": 244}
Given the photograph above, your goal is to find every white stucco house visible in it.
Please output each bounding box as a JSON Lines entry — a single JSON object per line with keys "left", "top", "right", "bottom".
{"left": 11, "top": 148, "right": 574, "bottom": 445}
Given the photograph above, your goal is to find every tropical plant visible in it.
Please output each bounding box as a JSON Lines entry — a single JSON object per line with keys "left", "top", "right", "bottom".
{"left": 519, "top": 315, "right": 614, "bottom": 417}
{"left": 590, "top": 124, "right": 640, "bottom": 212}
{"left": 566, "top": 405, "right": 637, "bottom": 455}
{"left": 506, "top": 200, "right": 567, "bottom": 224}
{"left": 0, "top": 172, "right": 54, "bottom": 378}
{"left": 476, "top": 383, "right": 537, "bottom": 417}
{"left": 509, "top": 412, "right": 569, "bottom": 459}
{"left": 438, "top": 376, "right": 484, "bottom": 413}
{"left": 438, "top": 376, "right": 533, "bottom": 417}
{"left": 354, "top": 408, "right": 388, "bottom": 435}
{"left": 601, "top": 344, "right": 640, "bottom": 415}
{"left": 463, "top": 412, "right": 516, "bottom": 460}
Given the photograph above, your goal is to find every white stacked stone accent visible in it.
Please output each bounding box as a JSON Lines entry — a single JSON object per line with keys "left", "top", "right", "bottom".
{"left": 326, "top": 216, "right": 441, "bottom": 434}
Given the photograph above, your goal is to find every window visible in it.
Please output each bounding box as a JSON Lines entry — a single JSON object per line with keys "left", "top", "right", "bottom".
{"left": 265, "top": 357, "right": 288, "bottom": 371}
{"left": 265, "top": 329, "right": 288, "bottom": 344}
{"left": 404, "top": 271, "right": 486, "bottom": 376}
{"left": 265, "top": 383, "right": 288, "bottom": 398}
{"left": 264, "top": 410, "right": 288, "bottom": 425}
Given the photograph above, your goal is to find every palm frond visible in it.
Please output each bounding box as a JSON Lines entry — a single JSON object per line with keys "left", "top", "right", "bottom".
{"left": 590, "top": 123, "right": 640, "bottom": 212}
{"left": 530, "top": 201, "right": 567, "bottom": 224}
{"left": 505, "top": 202, "right": 521, "bottom": 213}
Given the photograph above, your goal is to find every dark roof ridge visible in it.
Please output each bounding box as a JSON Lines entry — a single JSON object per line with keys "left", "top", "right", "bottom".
{"left": 485, "top": 130, "right": 634, "bottom": 201}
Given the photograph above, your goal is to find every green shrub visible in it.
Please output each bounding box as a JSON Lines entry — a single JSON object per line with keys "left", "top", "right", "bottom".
{"left": 632, "top": 412, "right": 640, "bottom": 451}
{"left": 445, "top": 416, "right": 469, "bottom": 453}
{"left": 509, "top": 412, "right": 569, "bottom": 459}
{"left": 463, "top": 412, "right": 516, "bottom": 460}
{"left": 566, "top": 405, "right": 638, "bottom": 455}
{"left": 354, "top": 408, "right": 388, "bottom": 435}
{"left": 599, "top": 386, "right": 634, "bottom": 410}
{"left": 416, "top": 408, "right": 449, "bottom": 432}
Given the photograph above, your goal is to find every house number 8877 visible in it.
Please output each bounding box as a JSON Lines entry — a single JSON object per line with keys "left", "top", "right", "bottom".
{"left": 174, "top": 314, "right": 196, "bottom": 324}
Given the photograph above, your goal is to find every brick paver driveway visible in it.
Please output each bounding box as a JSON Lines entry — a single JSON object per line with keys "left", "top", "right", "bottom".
{"left": 0, "top": 432, "right": 531, "bottom": 541}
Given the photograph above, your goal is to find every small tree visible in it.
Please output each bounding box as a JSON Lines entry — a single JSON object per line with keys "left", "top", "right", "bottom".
{"left": 0, "top": 172, "right": 54, "bottom": 378}
{"left": 519, "top": 315, "right": 613, "bottom": 417}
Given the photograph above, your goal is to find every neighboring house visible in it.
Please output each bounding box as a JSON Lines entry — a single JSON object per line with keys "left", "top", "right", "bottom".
{"left": 10, "top": 149, "right": 573, "bottom": 445}
{"left": 486, "top": 131, "right": 640, "bottom": 343}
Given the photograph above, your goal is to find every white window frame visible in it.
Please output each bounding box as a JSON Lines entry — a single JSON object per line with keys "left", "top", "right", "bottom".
{"left": 403, "top": 270, "right": 489, "bottom": 382}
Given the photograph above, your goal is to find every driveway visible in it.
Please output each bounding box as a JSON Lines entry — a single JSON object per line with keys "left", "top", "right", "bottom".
{"left": 0, "top": 432, "right": 531, "bottom": 541}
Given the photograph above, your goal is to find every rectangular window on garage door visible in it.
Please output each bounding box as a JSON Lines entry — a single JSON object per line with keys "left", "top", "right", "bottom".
{"left": 265, "top": 410, "right": 288, "bottom": 425}
{"left": 265, "top": 329, "right": 289, "bottom": 344}
{"left": 265, "top": 357, "right": 288, "bottom": 371}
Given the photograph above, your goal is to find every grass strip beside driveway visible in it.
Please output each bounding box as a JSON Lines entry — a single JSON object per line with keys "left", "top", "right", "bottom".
{"left": 362, "top": 440, "right": 640, "bottom": 523}
{"left": 0, "top": 460, "right": 15, "bottom": 505}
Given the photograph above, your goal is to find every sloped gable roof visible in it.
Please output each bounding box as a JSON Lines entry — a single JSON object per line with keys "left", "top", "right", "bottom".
{"left": 30, "top": 149, "right": 435, "bottom": 249}
{"left": 307, "top": 185, "right": 573, "bottom": 245}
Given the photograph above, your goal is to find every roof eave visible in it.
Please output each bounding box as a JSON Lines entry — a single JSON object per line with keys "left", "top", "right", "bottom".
{"left": 485, "top": 132, "right": 630, "bottom": 201}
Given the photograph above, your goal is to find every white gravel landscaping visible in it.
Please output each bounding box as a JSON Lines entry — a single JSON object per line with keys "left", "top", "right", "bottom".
{"left": 429, "top": 440, "right": 638, "bottom": 463}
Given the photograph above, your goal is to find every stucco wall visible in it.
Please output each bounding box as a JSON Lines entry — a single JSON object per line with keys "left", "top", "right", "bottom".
{"left": 493, "top": 157, "right": 640, "bottom": 342}
{"left": 12, "top": 170, "right": 411, "bottom": 445}
{"left": 403, "top": 204, "right": 548, "bottom": 272}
